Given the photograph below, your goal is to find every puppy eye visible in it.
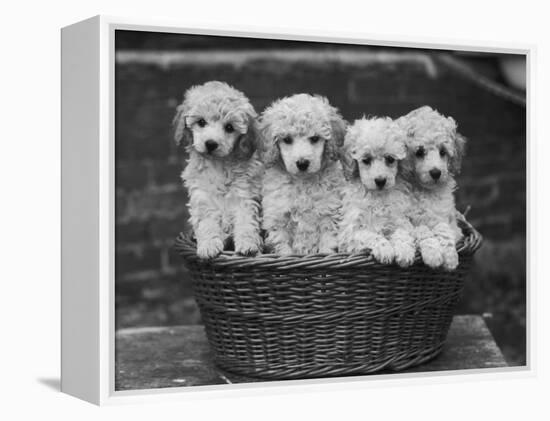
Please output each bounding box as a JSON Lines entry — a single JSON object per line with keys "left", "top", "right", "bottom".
{"left": 362, "top": 157, "right": 372, "bottom": 165}
{"left": 439, "top": 148, "right": 447, "bottom": 157}
{"left": 197, "top": 118, "right": 207, "bottom": 128}
{"left": 224, "top": 123, "right": 235, "bottom": 133}
{"left": 415, "top": 147, "right": 425, "bottom": 158}
{"left": 309, "top": 135, "right": 320, "bottom": 144}
{"left": 385, "top": 156, "right": 396, "bottom": 165}
{"left": 282, "top": 136, "right": 293, "bottom": 145}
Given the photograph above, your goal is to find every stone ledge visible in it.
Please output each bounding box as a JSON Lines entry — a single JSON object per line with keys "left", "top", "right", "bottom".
{"left": 115, "top": 315, "right": 509, "bottom": 391}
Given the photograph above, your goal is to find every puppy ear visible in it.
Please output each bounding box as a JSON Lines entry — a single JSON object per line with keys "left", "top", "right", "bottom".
{"left": 389, "top": 121, "right": 408, "bottom": 160}
{"left": 399, "top": 149, "right": 416, "bottom": 182}
{"left": 173, "top": 102, "right": 192, "bottom": 146}
{"left": 450, "top": 131, "right": 467, "bottom": 175}
{"left": 324, "top": 107, "right": 347, "bottom": 163}
{"left": 340, "top": 128, "right": 359, "bottom": 181}
{"left": 329, "top": 110, "right": 347, "bottom": 148}
{"left": 257, "top": 120, "right": 280, "bottom": 167}
{"left": 340, "top": 149, "right": 359, "bottom": 181}
{"left": 234, "top": 117, "right": 258, "bottom": 161}
{"left": 443, "top": 116, "right": 466, "bottom": 175}
{"left": 394, "top": 117, "right": 416, "bottom": 182}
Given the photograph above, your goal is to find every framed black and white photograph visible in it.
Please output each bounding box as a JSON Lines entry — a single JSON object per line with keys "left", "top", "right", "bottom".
{"left": 61, "top": 15, "right": 530, "bottom": 405}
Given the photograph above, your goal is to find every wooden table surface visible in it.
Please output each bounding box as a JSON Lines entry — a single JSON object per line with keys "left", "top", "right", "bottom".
{"left": 115, "top": 315, "right": 508, "bottom": 391}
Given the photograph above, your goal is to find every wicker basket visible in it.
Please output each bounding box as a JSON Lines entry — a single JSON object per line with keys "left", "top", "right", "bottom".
{"left": 175, "top": 218, "right": 482, "bottom": 380}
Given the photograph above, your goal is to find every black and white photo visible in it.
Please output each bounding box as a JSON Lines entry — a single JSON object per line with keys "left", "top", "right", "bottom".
{"left": 112, "top": 29, "right": 526, "bottom": 390}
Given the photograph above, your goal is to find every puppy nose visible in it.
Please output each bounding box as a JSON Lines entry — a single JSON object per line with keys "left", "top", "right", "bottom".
{"left": 296, "top": 159, "right": 310, "bottom": 171}
{"left": 205, "top": 140, "right": 218, "bottom": 153}
{"left": 429, "top": 168, "right": 442, "bottom": 180}
{"left": 375, "top": 177, "right": 387, "bottom": 189}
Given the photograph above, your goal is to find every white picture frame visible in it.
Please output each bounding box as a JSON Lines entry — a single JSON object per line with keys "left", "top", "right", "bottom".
{"left": 61, "top": 15, "right": 533, "bottom": 405}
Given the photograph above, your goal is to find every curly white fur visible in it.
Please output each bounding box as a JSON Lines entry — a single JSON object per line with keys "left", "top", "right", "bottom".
{"left": 174, "top": 81, "right": 263, "bottom": 259}
{"left": 259, "top": 94, "right": 347, "bottom": 255}
{"left": 397, "top": 106, "right": 466, "bottom": 270}
{"left": 338, "top": 117, "right": 416, "bottom": 267}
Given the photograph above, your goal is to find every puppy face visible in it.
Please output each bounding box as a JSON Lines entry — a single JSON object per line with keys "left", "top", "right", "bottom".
{"left": 358, "top": 152, "right": 400, "bottom": 191}
{"left": 184, "top": 114, "right": 246, "bottom": 158}
{"left": 406, "top": 137, "right": 453, "bottom": 187}
{"left": 259, "top": 94, "right": 346, "bottom": 175}
{"left": 342, "top": 117, "right": 407, "bottom": 191}
{"left": 174, "top": 81, "right": 257, "bottom": 159}
{"left": 277, "top": 132, "right": 326, "bottom": 175}
{"left": 399, "top": 106, "right": 466, "bottom": 189}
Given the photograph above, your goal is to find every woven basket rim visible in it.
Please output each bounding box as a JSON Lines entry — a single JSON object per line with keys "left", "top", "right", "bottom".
{"left": 174, "top": 214, "right": 482, "bottom": 270}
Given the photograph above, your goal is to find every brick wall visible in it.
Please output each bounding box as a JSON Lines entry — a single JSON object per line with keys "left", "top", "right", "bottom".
{"left": 114, "top": 46, "right": 526, "bottom": 360}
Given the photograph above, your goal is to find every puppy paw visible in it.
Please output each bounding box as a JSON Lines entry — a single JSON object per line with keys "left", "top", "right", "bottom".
{"left": 420, "top": 242, "right": 443, "bottom": 269}
{"left": 371, "top": 239, "right": 394, "bottom": 264}
{"left": 394, "top": 242, "right": 416, "bottom": 268}
{"left": 441, "top": 247, "right": 459, "bottom": 271}
{"left": 196, "top": 238, "right": 224, "bottom": 259}
{"left": 275, "top": 244, "right": 294, "bottom": 256}
{"left": 235, "top": 238, "right": 261, "bottom": 256}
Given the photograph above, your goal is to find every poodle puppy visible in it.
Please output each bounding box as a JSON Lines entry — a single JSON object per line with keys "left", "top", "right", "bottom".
{"left": 338, "top": 117, "right": 416, "bottom": 267}
{"left": 259, "top": 94, "right": 347, "bottom": 255}
{"left": 174, "top": 81, "right": 263, "bottom": 259}
{"left": 397, "top": 106, "right": 466, "bottom": 270}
